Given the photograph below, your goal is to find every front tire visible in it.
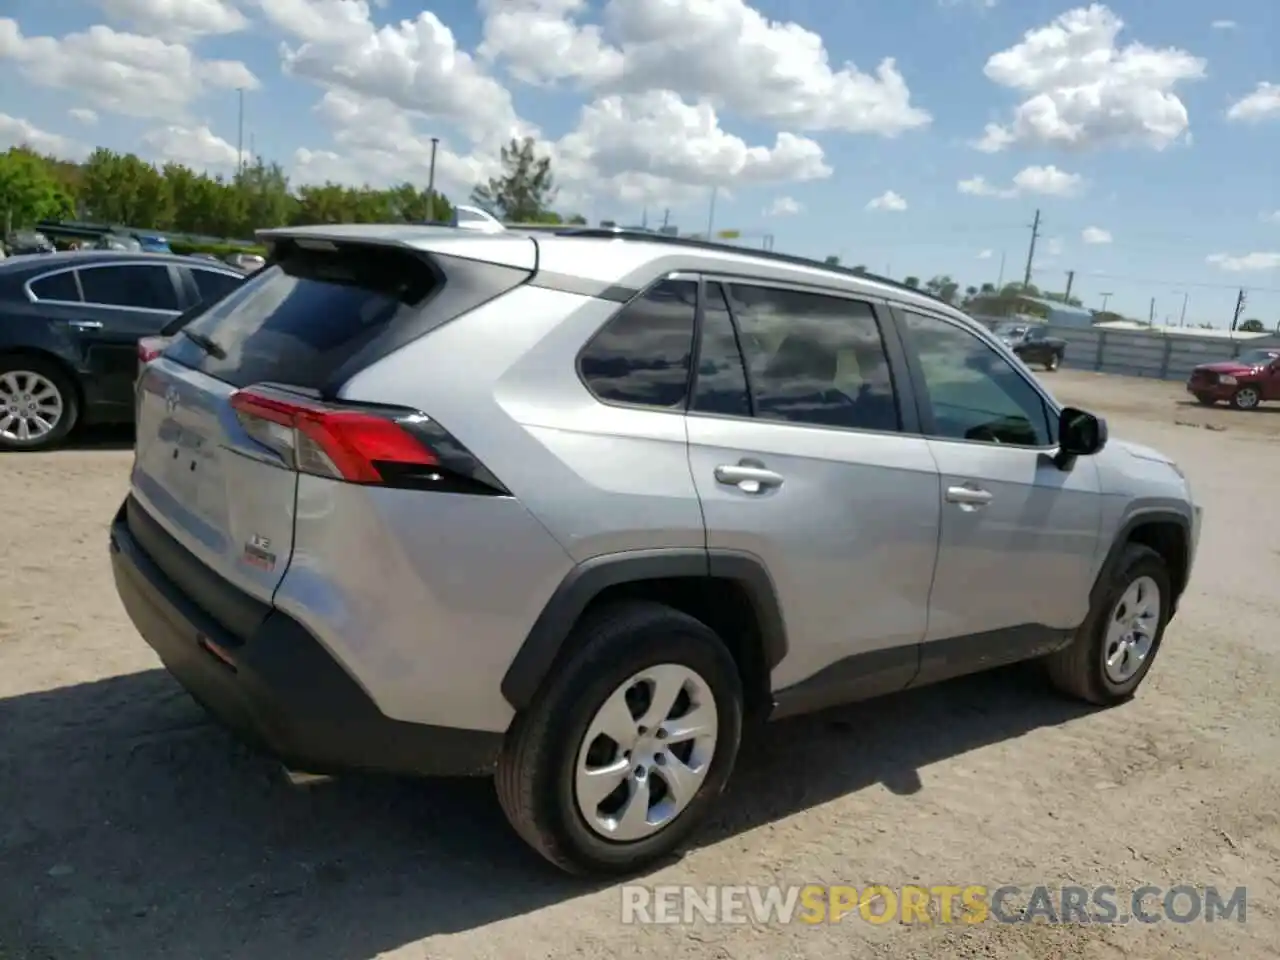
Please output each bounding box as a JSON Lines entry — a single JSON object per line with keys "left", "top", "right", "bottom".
{"left": 0, "top": 356, "right": 79, "bottom": 451}
{"left": 1194, "top": 393, "right": 1216, "bottom": 406}
{"left": 1045, "top": 544, "right": 1171, "bottom": 705}
{"left": 1045, "top": 353, "right": 1061, "bottom": 371}
{"left": 1230, "top": 386, "right": 1261, "bottom": 410}
{"left": 495, "top": 601, "right": 744, "bottom": 876}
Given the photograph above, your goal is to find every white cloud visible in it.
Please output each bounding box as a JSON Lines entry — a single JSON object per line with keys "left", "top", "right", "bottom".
{"left": 1210, "top": 19, "right": 1237, "bottom": 30}
{"left": 0, "top": 19, "right": 258, "bottom": 122}
{"left": 766, "top": 196, "right": 802, "bottom": 216}
{"left": 68, "top": 107, "right": 98, "bottom": 126}
{"left": 0, "top": 113, "right": 87, "bottom": 157}
{"left": 975, "top": 5, "right": 1205, "bottom": 152}
{"left": 977, "top": 249, "right": 994, "bottom": 259}
{"left": 866, "top": 190, "right": 907, "bottom": 211}
{"left": 143, "top": 124, "right": 243, "bottom": 170}
{"left": 552, "top": 90, "right": 831, "bottom": 206}
{"left": 1082, "top": 226, "right": 1112, "bottom": 244}
{"left": 958, "top": 165, "right": 1084, "bottom": 198}
{"left": 939, "top": 0, "right": 998, "bottom": 8}
{"left": 295, "top": 89, "right": 501, "bottom": 194}
{"left": 477, "top": 0, "right": 931, "bottom": 136}
{"left": 96, "top": 0, "right": 249, "bottom": 42}
{"left": 1206, "top": 252, "right": 1280, "bottom": 272}
{"left": 1044, "top": 237, "right": 1064, "bottom": 257}
{"left": 1264, "top": 210, "right": 1280, "bottom": 223}
{"left": 1226, "top": 83, "right": 1280, "bottom": 123}
{"left": 267, "top": 3, "right": 529, "bottom": 148}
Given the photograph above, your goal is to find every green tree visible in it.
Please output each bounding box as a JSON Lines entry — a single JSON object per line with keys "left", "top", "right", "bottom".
{"left": 852, "top": 264, "right": 868, "bottom": 275}
{"left": 1238, "top": 318, "right": 1265, "bottom": 333}
{"left": 925, "top": 274, "right": 959, "bottom": 303}
{"left": 0, "top": 148, "right": 74, "bottom": 231}
{"left": 471, "top": 136, "right": 557, "bottom": 221}
{"left": 903, "top": 275, "right": 920, "bottom": 288}
{"left": 823, "top": 255, "right": 840, "bottom": 265}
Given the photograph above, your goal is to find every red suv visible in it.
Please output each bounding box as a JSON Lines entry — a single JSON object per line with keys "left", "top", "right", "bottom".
{"left": 1187, "top": 348, "right": 1280, "bottom": 410}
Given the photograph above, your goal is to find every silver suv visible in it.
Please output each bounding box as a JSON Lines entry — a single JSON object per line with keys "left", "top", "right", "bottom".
{"left": 111, "top": 225, "right": 1200, "bottom": 876}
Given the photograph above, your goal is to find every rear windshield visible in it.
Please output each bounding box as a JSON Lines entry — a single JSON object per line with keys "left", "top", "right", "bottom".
{"left": 164, "top": 242, "right": 439, "bottom": 390}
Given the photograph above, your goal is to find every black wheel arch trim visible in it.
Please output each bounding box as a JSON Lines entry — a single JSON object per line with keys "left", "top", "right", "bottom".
{"left": 1091, "top": 509, "right": 1193, "bottom": 614}
{"left": 500, "top": 547, "right": 788, "bottom": 711}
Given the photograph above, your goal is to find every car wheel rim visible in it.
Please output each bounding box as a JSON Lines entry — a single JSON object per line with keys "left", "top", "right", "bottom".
{"left": 1237, "top": 389, "right": 1259, "bottom": 408}
{"left": 574, "top": 663, "right": 719, "bottom": 842}
{"left": 0, "top": 371, "right": 64, "bottom": 442}
{"left": 1102, "top": 575, "right": 1161, "bottom": 685}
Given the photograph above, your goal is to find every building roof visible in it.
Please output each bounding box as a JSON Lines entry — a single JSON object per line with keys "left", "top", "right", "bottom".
{"left": 1092, "top": 320, "right": 1278, "bottom": 340}
{"left": 1019, "top": 295, "right": 1094, "bottom": 319}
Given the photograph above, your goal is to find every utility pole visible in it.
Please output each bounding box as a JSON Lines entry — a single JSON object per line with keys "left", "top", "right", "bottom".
{"left": 236, "top": 88, "right": 245, "bottom": 178}
{"left": 426, "top": 137, "right": 439, "bottom": 222}
{"left": 996, "top": 251, "right": 1006, "bottom": 289}
{"left": 1064, "top": 269, "right": 1075, "bottom": 302}
{"left": 1231, "top": 288, "right": 1247, "bottom": 331}
{"left": 1148, "top": 297, "right": 1156, "bottom": 326}
{"left": 1022, "top": 208, "right": 1041, "bottom": 288}
{"left": 661, "top": 208, "right": 671, "bottom": 230}
{"left": 1099, "top": 292, "right": 1113, "bottom": 312}
{"left": 1178, "top": 291, "right": 1189, "bottom": 326}
{"left": 706, "top": 186, "right": 718, "bottom": 240}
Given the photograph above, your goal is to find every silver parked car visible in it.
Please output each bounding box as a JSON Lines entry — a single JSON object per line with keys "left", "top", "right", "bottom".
{"left": 111, "top": 224, "right": 1200, "bottom": 876}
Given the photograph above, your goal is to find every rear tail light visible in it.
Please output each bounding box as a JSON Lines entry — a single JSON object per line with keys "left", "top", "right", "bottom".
{"left": 138, "top": 336, "right": 170, "bottom": 364}
{"left": 229, "top": 385, "right": 508, "bottom": 495}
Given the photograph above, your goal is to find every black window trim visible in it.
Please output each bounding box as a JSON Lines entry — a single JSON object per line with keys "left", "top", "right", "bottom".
{"left": 573, "top": 271, "right": 701, "bottom": 416}
{"left": 889, "top": 303, "right": 1061, "bottom": 452}
{"left": 686, "top": 272, "right": 921, "bottom": 437}
{"left": 26, "top": 260, "right": 184, "bottom": 315}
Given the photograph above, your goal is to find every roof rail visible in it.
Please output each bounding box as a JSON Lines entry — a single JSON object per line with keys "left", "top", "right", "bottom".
{"left": 549, "top": 227, "right": 955, "bottom": 309}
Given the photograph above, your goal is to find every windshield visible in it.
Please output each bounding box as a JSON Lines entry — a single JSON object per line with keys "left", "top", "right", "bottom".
{"left": 1236, "top": 349, "right": 1279, "bottom": 366}
{"left": 993, "top": 323, "right": 1026, "bottom": 338}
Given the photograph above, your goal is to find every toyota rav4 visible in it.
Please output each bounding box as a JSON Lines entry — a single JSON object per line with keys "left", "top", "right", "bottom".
{"left": 111, "top": 225, "right": 1201, "bottom": 876}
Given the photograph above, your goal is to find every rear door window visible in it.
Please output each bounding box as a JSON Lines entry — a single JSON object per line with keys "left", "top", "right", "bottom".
{"left": 164, "top": 242, "right": 438, "bottom": 390}
{"left": 190, "top": 267, "right": 243, "bottom": 304}
{"left": 79, "top": 264, "right": 180, "bottom": 311}
{"left": 29, "top": 271, "right": 81, "bottom": 303}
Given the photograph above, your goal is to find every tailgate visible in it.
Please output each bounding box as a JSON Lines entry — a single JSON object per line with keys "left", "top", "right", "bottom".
{"left": 132, "top": 358, "right": 298, "bottom": 603}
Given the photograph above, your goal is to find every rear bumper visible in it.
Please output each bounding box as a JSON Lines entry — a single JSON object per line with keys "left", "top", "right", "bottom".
{"left": 109, "top": 500, "right": 503, "bottom": 777}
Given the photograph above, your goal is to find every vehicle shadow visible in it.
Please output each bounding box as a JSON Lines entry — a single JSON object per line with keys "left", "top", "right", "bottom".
{"left": 0, "top": 664, "right": 1093, "bottom": 958}
{"left": 1173, "top": 399, "right": 1280, "bottom": 415}
{"left": 64, "top": 424, "right": 136, "bottom": 450}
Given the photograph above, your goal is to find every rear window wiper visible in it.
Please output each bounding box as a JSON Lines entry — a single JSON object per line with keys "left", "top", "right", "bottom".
{"left": 180, "top": 330, "right": 227, "bottom": 359}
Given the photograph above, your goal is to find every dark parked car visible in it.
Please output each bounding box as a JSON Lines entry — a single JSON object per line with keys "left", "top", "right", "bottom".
{"left": 0, "top": 251, "right": 245, "bottom": 450}
{"left": 1186, "top": 348, "right": 1280, "bottom": 410}
{"left": 992, "top": 322, "right": 1066, "bottom": 371}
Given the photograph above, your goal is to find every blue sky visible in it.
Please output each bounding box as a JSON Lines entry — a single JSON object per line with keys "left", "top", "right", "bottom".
{"left": 1, "top": 0, "right": 1277, "bottom": 325}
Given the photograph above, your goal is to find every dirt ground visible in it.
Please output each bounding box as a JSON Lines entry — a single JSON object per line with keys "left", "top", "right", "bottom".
{"left": 1, "top": 370, "right": 1278, "bottom": 960}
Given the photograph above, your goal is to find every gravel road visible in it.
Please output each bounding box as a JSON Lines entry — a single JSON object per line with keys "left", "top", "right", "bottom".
{"left": 1, "top": 370, "right": 1277, "bottom": 959}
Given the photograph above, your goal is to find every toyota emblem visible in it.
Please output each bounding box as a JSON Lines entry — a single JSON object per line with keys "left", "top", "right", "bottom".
{"left": 164, "top": 387, "right": 179, "bottom": 415}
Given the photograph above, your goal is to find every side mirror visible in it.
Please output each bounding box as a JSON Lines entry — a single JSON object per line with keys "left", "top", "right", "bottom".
{"left": 1054, "top": 406, "right": 1107, "bottom": 469}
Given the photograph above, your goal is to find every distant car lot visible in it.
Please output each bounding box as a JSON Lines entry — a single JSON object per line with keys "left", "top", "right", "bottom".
{"left": 0, "top": 369, "right": 1277, "bottom": 959}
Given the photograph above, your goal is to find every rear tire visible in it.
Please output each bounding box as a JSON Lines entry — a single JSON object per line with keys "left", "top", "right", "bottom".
{"left": 1045, "top": 544, "right": 1171, "bottom": 706}
{"left": 0, "top": 355, "right": 79, "bottom": 452}
{"left": 1045, "top": 353, "right": 1061, "bottom": 371}
{"left": 495, "top": 600, "right": 744, "bottom": 876}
